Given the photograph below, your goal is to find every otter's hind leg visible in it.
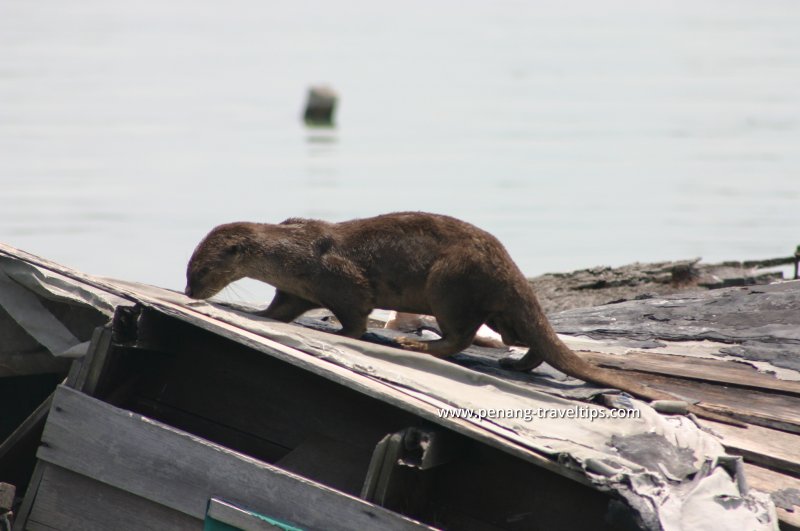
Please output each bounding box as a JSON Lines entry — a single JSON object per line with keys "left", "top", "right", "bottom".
{"left": 499, "top": 349, "right": 545, "bottom": 371}
{"left": 256, "top": 290, "right": 319, "bottom": 322}
{"left": 487, "top": 316, "right": 546, "bottom": 371}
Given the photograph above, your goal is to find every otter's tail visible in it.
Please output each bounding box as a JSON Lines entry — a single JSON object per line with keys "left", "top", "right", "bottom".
{"left": 513, "top": 308, "right": 745, "bottom": 426}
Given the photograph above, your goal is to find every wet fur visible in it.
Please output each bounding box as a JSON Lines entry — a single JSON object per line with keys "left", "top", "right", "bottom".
{"left": 186, "top": 212, "right": 740, "bottom": 424}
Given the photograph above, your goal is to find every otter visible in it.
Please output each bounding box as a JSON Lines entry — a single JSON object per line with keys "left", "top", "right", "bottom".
{"left": 185, "top": 212, "right": 733, "bottom": 423}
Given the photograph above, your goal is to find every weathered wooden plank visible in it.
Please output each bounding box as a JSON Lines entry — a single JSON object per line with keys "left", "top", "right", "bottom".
{"left": 23, "top": 521, "right": 59, "bottom": 531}
{"left": 11, "top": 462, "right": 44, "bottom": 531}
{"left": 0, "top": 394, "right": 50, "bottom": 466}
{"left": 744, "top": 464, "right": 800, "bottom": 531}
{"left": 700, "top": 420, "right": 800, "bottom": 476}
{"left": 0, "top": 244, "right": 136, "bottom": 305}
{"left": 361, "top": 432, "right": 404, "bottom": 505}
{"left": 128, "top": 311, "right": 410, "bottom": 456}
{"left": 581, "top": 350, "right": 800, "bottom": 396}
{"left": 745, "top": 463, "right": 800, "bottom": 503}
{"left": 37, "top": 386, "right": 430, "bottom": 531}
{"left": 208, "top": 498, "right": 301, "bottom": 531}
{"left": 275, "top": 434, "right": 373, "bottom": 496}
{"left": 64, "top": 326, "right": 112, "bottom": 395}
{"left": 0, "top": 351, "right": 70, "bottom": 378}
{"left": 132, "top": 396, "right": 291, "bottom": 465}
{"left": 26, "top": 463, "right": 199, "bottom": 531}
{"left": 611, "top": 370, "right": 800, "bottom": 433}
{"left": 698, "top": 403, "right": 800, "bottom": 435}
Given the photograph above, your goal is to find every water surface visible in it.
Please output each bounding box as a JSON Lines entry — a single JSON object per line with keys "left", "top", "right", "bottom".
{"left": 1, "top": 0, "right": 798, "bottom": 304}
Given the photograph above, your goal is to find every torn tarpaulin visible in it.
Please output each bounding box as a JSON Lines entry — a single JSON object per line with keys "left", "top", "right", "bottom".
{"left": 0, "top": 256, "right": 129, "bottom": 358}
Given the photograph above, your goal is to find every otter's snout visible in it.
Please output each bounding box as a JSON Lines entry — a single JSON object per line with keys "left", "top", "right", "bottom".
{"left": 184, "top": 282, "right": 217, "bottom": 300}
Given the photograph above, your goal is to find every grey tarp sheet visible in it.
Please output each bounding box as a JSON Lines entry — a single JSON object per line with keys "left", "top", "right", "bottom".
{"left": 0, "top": 250, "right": 778, "bottom": 531}
{"left": 0, "top": 256, "right": 128, "bottom": 358}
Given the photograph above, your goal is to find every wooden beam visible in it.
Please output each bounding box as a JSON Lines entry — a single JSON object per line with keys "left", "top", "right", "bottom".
{"left": 603, "top": 370, "right": 800, "bottom": 433}
{"left": 207, "top": 498, "right": 302, "bottom": 531}
{"left": 27, "top": 464, "right": 198, "bottom": 531}
{"left": 64, "top": 326, "right": 113, "bottom": 396}
{"left": 744, "top": 464, "right": 800, "bottom": 531}
{"left": 0, "top": 394, "right": 51, "bottom": 466}
{"left": 699, "top": 420, "right": 800, "bottom": 477}
{"left": 36, "top": 386, "right": 430, "bottom": 531}
{"left": 11, "top": 462, "right": 44, "bottom": 531}
{"left": 0, "top": 351, "right": 70, "bottom": 378}
{"left": 581, "top": 350, "right": 800, "bottom": 396}
{"left": 275, "top": 434, "right": 372, "bottom": 497}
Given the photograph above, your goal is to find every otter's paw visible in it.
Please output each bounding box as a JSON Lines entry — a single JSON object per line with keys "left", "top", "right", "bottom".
{"left": 394, "top": 336, "right": 428, "bottom": 352}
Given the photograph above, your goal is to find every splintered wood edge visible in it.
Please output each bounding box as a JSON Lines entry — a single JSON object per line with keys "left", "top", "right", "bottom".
{"left": 743, "top": 463, "right": 800, "bottom": 529}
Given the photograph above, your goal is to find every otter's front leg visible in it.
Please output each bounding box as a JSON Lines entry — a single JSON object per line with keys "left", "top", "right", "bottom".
{"left": 314, "top": 254, "right": 374, "bottom": 339}
{"left": 256, "top": 290, "right": 319, "bottom": 322}
{"left": 324, "top": 303, "right": 371, "bottom": 338}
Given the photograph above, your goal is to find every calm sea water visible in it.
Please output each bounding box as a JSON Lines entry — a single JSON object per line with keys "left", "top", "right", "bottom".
{"left": 1, "top": 0, "right": 799, "bottom": 304}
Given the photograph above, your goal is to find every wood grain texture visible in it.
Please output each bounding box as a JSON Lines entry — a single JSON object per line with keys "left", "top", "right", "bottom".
{"left": 0, "top": 350, "right": 70, "bottom": 378}
{"left": 744, "top": 464, "right": 800, "bottom": 531}
{"left": 65, "top": 326, "right": 112, "bottom": 395}
{"left": 208, "top": 498, "right": 300, "bottom": 531}
{"left": 700, "top": 420, "right": 800, "bottom": 476}
{"left": 581, "top": 350, "right": 800, "bottom": 396}
{"left": 12, "top": 462, "right": 44, "bottom": 531}
{"left": 0, "top": 395, "right": 50, "bottom": 466}
{"left": 27, "top": 463, "right": 199, "bottom": 531}
{"left": 36, "top": 386, "right": 430, "bottom": 531}
{"left": 603, "top": 369, "right": 800, "bottom": 433}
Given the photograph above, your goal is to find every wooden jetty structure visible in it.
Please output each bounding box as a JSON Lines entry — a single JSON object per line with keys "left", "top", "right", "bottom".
{"left": 0, "top": 243, "right": 798, "bottom": 530}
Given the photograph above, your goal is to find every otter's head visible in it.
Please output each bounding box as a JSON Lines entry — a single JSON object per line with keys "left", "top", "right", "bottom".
{"left": 185, "top": 223, "right": 252, "bottom": 299}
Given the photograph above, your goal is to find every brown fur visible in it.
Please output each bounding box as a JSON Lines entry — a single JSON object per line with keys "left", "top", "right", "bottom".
{"left": 186, "top": 212, "right": 739, "bottom": 424}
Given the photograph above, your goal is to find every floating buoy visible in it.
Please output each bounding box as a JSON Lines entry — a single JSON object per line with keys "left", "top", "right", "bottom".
{"left": 303, "top": 85, "right": 338, "bottom": 127}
